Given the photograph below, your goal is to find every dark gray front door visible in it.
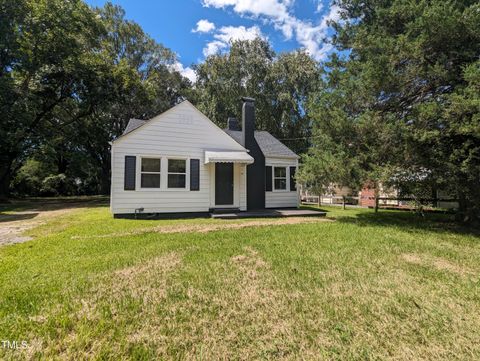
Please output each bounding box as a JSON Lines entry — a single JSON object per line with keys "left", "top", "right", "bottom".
{"left": 215, "top": 163, "right": 234, "bottom": 205}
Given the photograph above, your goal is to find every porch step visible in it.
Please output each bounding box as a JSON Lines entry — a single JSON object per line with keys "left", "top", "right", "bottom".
{"left": 210, "top": 208, "right": 241, "bottom": 214}
{"left": 210, "top": 209, "right": 327, "bottom": 219}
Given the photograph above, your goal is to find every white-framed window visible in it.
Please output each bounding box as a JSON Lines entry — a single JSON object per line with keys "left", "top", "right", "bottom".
{"left": 168, "top": 159, "right": 186, "bottom": 188}
{"left": 141, "top": 157, "right": 161, "bottom": 188}
{"left": 274, "top": 166, "right": 287, "bottom": 190}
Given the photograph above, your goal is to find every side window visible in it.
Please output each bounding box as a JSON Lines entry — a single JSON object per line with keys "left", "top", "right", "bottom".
{"left": 141, "top": 158, "right": 161, "bottom": 188}
{"left": 168, "top": 159, "right": 186, "bottom": 188}
{"left": 274, "top": 167, "right": 287, "bottom": 190}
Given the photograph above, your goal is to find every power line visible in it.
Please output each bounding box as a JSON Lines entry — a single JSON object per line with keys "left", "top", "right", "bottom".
{"left": 278, "top": 134, "right": 323, "bottom": 141}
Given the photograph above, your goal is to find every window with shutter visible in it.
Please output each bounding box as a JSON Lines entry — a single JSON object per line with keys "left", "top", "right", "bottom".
{"left": 140, "top": 158, "right": 161, "bottom": 188}
{"left": 168, "top": 159, "right": 186, "bottom": 188}
{"left": 274, "top": 167, "right": 287, "bottom": 190}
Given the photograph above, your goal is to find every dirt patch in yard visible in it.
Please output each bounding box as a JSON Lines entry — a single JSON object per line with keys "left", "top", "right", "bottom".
{"left": 400, "top": 253, "right": 476, "bottom": 277}
{"left": 0, "top": 197, "right": 107, "bottom": 246}
{"left": 118, "top": 246, "right": 298, "bottom": 359}
{"left": 0, "top": 208, "right": 79, "bottom": 246}
{"left": 72, "top": 217, "right": 332, "bottom": 240}
{"left": 78, "top": 252, "right": 182, "bottom": 322}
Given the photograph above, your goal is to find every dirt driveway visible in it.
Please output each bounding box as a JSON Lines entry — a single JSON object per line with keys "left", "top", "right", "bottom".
{"left": 0, "top": 198, "right": 108, "bottom": 246}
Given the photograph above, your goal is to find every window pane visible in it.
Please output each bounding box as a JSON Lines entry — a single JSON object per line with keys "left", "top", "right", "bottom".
{"left": 141, "top": 174, "right": 160, "bottom": 188}
{"left": 274, "top": 179, "right": 286, "bottom": 190}
{"left": 274, "top": 167, "right": 286, "bottom": 177}
{"left": 142, "top": 158, "right": 160, "bottom": 172}
{"left": 168, "top": 159, "right": 186, "bottom": 173}
{"left": 168, "top": 174, "right": 186, "bottom": 188}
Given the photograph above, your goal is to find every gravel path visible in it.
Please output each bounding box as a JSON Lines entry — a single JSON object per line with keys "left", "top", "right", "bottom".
{"left": 0, "top": 205, "right": 85, "bottom": 246}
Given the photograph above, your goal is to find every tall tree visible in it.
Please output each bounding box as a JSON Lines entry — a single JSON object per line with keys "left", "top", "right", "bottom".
{"left": 0, "top": 0, "right": 191, "bottom": 197}
{"left": 301, "top": 0, "right": 480, "bottom": 221}
{"left": 0, "top": 0, "right": 111, "bottom": 198}
{"left": 194, "top": 38, "right": 320, "bottom": 154}
{"left": 74, "top": 3, "right": 190, "bottom": 194}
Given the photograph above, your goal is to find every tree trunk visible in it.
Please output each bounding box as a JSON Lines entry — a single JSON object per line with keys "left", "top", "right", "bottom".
{"left": 456, "top": 191, "right": 471, "bottom": 223}
{"left": 0, "top": 163, "right": 12, "bottom": 201}
{"left": 98, "top": 160, "right": 111, "bottom": 195}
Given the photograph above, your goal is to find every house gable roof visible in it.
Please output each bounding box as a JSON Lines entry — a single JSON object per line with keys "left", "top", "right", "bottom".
{"left": 113, "top": 100, "right": 246, "bottom": 152}
{"left": 115, "top": 101, "right": 298, "bottom": 159}
{"left": 224, "top": 129, "right": 299, "bottom": 159}
{"left": 122, "top": 118, "right": 146, "bottom": 135}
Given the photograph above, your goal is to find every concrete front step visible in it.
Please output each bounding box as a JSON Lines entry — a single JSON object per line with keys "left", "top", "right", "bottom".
{"left": 210, "top": 209, "right": 326, "bottom": 219}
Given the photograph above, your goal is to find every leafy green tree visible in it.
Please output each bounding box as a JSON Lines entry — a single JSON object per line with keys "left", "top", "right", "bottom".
{"left": 0, "top": 0, "right": 111, "bottom": 199}
{"left": 301, "top": 0, "right": 480, "bottom": 221}
{"left": 194, "top": 38, "right": 320, "bottom": 154}
{"left": 74, "top": 3, "right": 190, "bottom": 194}
{"left": 0, "top": 0, "right": 190, "bottom": 197}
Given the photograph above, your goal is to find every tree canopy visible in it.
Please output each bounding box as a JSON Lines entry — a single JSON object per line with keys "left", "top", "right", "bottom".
{"left": 194, "top": 38, "right": 320, "bottom": 154}
{"left": 1, "top": 2, "right": 320, "bottom": 198}
{"left": 0, "top": 0, "right": 190, "bottom": 197}
{"left": 299, "top": 0, "right": 480, "bottom": 221}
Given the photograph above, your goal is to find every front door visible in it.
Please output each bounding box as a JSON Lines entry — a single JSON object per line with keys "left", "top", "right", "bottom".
{"left": 215, "top": 163, "right": 234, "bottom": 205}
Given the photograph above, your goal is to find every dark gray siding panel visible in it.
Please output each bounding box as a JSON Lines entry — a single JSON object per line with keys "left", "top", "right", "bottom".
{"left": 265, "top": 166, "right": 272, "bottom": 192}
{"left": 242, "top": 99, "right": 265, "bottom": 209}
{"left": 289, "top": 166, "right": 296, "bottom": 191}
{"left": 190, "top": 159, "right": 200, "bottom": 191}
{"left": 124, "top": 156, "right": 136, "bottom": 190}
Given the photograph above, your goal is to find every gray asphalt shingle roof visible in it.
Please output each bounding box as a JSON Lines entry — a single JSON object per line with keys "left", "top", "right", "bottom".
{"left": 224, "top": 129, "right": 299, "bottom": 159}
{"left": 122, "top": 118, "right": 147, "bottom": 135}
{"left": 121, "top": 118, "right": 299, "bottom": 159}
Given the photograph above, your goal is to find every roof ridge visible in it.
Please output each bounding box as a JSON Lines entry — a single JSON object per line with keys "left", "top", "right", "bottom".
{"left": 224, "top": 128, "right": 298, "bottom": 159}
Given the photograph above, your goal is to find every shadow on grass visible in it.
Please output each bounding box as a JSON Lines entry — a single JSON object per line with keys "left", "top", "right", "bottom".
{"left": 0, "top": 212, "right": 39, "bottom": 223}
{"left": 299, "top": 205, "right": 330, "bottom": 213}
{"left": 0, "top": 196, "right": 109, "bottom": 213}
{"left": 335, "top": 210, "right": 480, "bottom": 237}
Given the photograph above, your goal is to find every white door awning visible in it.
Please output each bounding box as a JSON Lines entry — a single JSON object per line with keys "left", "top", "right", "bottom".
{"left": 205, "top": 151, "right": 254, "bottom": 164}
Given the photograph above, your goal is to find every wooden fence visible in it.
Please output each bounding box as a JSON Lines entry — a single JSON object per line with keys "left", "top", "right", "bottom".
{"left": 373, "top": 197, "right": 459, "bottom": 212}
{"left": 302, "top": 195, "right": 360, "bottom": 209}
{"left": 302, "top": 195, "right": 458, "bottom": 211}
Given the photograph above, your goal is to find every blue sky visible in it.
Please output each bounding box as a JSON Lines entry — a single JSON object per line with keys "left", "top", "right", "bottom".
{"left": 85, "top": 0, "right": 339, "bottom": 81}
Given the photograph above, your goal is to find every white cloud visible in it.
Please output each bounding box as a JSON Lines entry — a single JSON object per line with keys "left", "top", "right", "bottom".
{"left": 215, "top": 25, "right": 263, "bottom": 42}
{"left": 171, "top": 61, "right": 197, "bottom": 83}
{"left": 203, "top": 40, "right": 227, "bottom": 57}
{"left": 203, "top": 25, "right": 264, "bottom": 57}
{"left": 319, "top": 5, "right": 341, "bottom": 29}
{"left": 192, "top": 19, "right": 216, "bottom": 33}
{"left": 203, "top": 0, "right": 289, "bottom": 20}
{"left": 201, "top": 0, "right": 341, "bottom": 61}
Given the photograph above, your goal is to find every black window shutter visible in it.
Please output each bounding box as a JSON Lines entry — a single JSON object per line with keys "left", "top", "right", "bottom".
{"left": 124, "top": 156, "right": 136, "bottom": 190}
{"left": 290, "top": 166, "right": 297, "bottom": 191}
{"left": 190, "top": 159, "right": 200, "bottom": 191}
{"left": 265, "top": 166, "right": 272, "bottom": 191}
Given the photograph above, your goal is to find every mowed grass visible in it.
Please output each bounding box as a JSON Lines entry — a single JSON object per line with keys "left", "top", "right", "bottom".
{"left": 0, "top": 200, "right": 479, "bottom": 360}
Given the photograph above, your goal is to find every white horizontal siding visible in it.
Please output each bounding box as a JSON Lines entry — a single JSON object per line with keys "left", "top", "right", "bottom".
{"left": 265, "top": 157, "right": 299, "bottom": 208}
{"left": 111, "top": 101, "right": 247, "bottom": 214}
{"left": 239, "top": 164, "right": 247, "bottom": 211}
{"left": 266, "top": 191, "right": 299, "bottom": 208}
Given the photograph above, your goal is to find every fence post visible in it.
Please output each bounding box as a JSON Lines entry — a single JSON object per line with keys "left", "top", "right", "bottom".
{"left": 342, "top": 196, "right": 346, "bottom": 210}
{"left": 317, "top": 195, "right": 321, "bottom": 207}
{"left": 374, "top": 197, "right": 379, "bottom": 213}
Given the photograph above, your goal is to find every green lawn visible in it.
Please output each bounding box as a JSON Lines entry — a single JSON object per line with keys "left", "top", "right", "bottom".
{"left": 0, "top": 200, "right": 479, "bottom": 360}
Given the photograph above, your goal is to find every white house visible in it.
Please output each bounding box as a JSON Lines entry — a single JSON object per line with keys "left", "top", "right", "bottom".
{"left": 110, "top": 97, "right": 299, "bottom": 216}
